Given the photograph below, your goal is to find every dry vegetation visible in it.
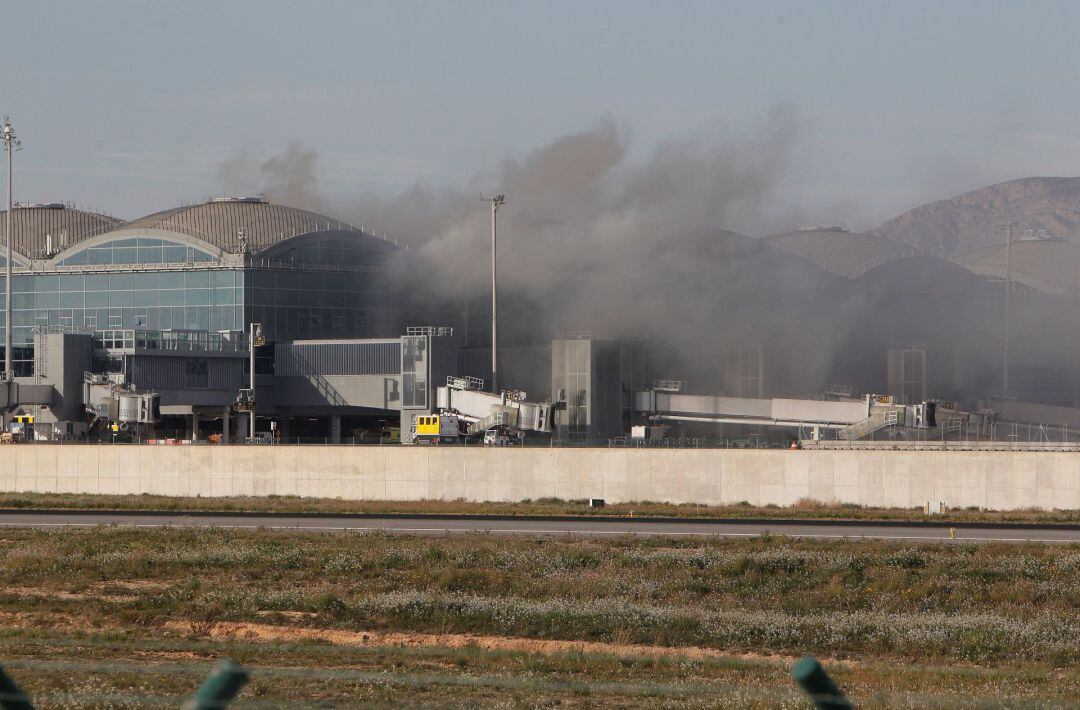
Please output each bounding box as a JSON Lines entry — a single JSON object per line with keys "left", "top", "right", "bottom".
{"left": 2, "top": 491, "right": 1078, "bottom": 524}
{"left": 0, "top": 527, "right": 1076, "bottom": 707}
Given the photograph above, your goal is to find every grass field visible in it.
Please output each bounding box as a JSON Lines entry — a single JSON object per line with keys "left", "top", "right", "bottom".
{"left": 0, "top": 527, "right": 1076, "bottom": 707}
{"left": 1, "top": 490, "right": 1078, "bottom": 524}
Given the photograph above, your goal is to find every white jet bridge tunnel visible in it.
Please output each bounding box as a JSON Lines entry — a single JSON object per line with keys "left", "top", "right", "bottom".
{"left": 634, "top": 391, "right": 877, "bottom": 437}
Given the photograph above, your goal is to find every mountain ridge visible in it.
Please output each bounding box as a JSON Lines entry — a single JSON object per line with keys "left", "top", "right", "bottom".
{"left": 870, "top": 176, "right": 1080, "bottom": 256}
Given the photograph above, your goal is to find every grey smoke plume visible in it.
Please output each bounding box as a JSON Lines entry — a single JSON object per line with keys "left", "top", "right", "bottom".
{"left": 218, "top": 142, "right": 324, "bottom": 212}
{"left": 215, "top": 118, "right": 1080, "bottom": 407}
{"left": 220, "top": 111, "right": 856, "bottom": 393}
{"left": 362, "top": 110, "right": 849, "bottom": 391}
{"left": 345, "top": 110, "right": 802, "bottom": 299}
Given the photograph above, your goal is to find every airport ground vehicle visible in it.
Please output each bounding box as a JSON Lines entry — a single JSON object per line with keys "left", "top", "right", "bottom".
{"left": 413, "top": 414, "right": 465, "bottom": 445}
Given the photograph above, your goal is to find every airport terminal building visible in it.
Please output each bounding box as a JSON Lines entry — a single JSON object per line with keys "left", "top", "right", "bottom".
{"left": 4, "top": 201, "right": 1080, "bottom": 445}
{"left": 0, "top": 199, "right": 463, "bottom": 441}
{"left": 0, "top": 197, "right": 424, "bottom": 367}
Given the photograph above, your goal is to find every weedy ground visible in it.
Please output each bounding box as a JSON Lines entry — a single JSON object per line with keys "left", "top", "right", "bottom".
{"left": 0, "top": 528, "right": 1076, "bottom": 707}
{"left": 2, "top": 490, "right": 1078, "bottom": 524}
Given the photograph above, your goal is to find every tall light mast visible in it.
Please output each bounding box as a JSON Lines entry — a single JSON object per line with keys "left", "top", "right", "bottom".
{"left": 482, "top": 194, "right": 505, "bottom": 394}
{"left": 1, "top": 117, "right": 21, "bottom": 381}
{"left": 1003, "top": 223, "right": 1013, "bottom": 396}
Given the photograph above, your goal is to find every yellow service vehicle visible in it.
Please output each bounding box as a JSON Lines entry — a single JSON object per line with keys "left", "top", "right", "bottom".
{"left": 413, "top": 414, "right": 463, "bottom": 444}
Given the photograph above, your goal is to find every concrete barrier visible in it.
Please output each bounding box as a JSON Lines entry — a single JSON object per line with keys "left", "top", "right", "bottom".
{"left": 0, "top": 445, "right": 1077, "bottom": 511}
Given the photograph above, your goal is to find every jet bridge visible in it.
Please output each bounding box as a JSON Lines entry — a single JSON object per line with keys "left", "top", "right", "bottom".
{"left": 437, "top": 376, "right": 554, "bottom": 436}
{"left": 635, "top": 390, "right": 871, "bottom": 430}
{"left": 635, "top": 389, "right": 945, "bottom": 441}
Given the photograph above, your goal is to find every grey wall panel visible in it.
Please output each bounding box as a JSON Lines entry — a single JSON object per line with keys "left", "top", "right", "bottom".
{"left": 154, "top": 389, "right": 236, "bottom": 408}
{"left": 276, "top": 341, "right": 401, "bottom": 376}
{"left": 131, "top": 357, "right": 182, "bottom": 390}
{"left": 275, "top": 374, "right": 401, "bottom": 410}
{"left": 208, "top": 359, "right": 242, "bottom": 390}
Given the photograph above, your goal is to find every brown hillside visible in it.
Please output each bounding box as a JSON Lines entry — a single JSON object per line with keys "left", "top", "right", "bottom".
{"left": 871, "top": 177, "right": 1080, "bottom": 256}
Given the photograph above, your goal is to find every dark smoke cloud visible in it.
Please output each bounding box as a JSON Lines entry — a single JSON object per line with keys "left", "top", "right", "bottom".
{"left": 215, "top": 116, "right": 1080, "bottom": 407}
{"left": 217, "top": 142, "right": 324, "bottom": 212}
{"left": 218, "top": 111, "right": 856, "bottom": 394}
{"left": 341, "top": 110, "right": 801, "bottom": 298}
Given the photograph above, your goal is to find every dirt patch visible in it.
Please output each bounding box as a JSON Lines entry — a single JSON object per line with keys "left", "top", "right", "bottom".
{"left": 131, "top": 649, "right": 213, "bottom": 662}
{"left": 163, "top": 619, "right": 806, "bottom": 665}
{"left": 0, "top": 609, "right": 110, "bottom": 635}
{"left": 254, "top": 610, "right": 318, "bottom": 620}
{"left": 96, "top": 580, "right": 171, "bottom": 591}
{"left": 1, "top": 586, "right": 135, "bottom": 604}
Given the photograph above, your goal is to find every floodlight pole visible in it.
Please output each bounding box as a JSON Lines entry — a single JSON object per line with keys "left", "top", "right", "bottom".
{"left": 483, "top": 194, "right": 505, "bottom": 394}
{"left": 1003, "top": 223, "right": 1012, "bottom": 396}
{"left": 249, "top": 322, "right": 260, "bottom": 439}
{"left": 1, "top": 117, "right": 20, "bottom": 383}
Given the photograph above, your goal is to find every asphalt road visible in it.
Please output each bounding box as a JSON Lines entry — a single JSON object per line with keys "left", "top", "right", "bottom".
{"left": 0, "top": 510, "right": 1077, "bottom": 543}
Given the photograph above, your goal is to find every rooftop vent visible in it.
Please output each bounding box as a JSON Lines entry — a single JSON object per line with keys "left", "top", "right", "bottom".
{"left": 209, "top": 196, "right": 268, "bottom": 204}
{"left": 1019, "top": 228, "right": 1062, "bottom": 242}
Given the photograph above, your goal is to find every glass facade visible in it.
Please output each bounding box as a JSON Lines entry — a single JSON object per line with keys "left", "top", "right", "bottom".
{"left": 262, "top": 233, "right": 393, "bottom": 270}
{"left": 401, "top": 335, "right": 428, "bottom": 409}
{"left": 248, "top": 232, "right": 402, "bottom": 341}
{"left": 56, "top": 237, "right": 217, "bottom": 266}
{"left": 0, "top": 270, "right": 244, "bottom": 374}
{"left": 0, "top": 229, "right": 445, "bottom": 376}
{"left": 246, "top": 269, "right": 398, "bottom": 342}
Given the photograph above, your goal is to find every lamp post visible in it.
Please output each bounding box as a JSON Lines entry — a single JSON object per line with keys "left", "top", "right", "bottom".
{"left": 1003, "top": 223, "right": 1013, "bottom": 396}
{"left": 482, "top": 194, "right": 505, "bottom": 394}
{"left": 249, "top": 322, "right": 262, "bottom": 439}
{"left": 1, "top": 117, "right": 21, "bottom": 381}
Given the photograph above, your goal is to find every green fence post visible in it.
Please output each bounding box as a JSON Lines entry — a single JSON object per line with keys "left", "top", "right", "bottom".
{"left": 0, "top": 665, "right": 33, "bottom": 710}
{"left": 182, "top": 659, "right": 249, "bottom": 710}
{"left": 791, "top": 655, "right": 851, "bottom": 710}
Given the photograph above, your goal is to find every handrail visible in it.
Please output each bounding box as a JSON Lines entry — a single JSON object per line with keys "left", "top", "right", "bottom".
{"left": 265, "top": 220, "right": 406, "bottom": 249}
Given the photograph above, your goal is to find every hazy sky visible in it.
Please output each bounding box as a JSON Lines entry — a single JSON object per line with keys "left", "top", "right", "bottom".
{"left": 5, "top": 0, "right": 1080, "bottom": 233}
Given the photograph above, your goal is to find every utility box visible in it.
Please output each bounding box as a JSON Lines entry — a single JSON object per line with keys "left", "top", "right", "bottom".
{"left": 631, "top": 425, "right": 665, "bottom": 441}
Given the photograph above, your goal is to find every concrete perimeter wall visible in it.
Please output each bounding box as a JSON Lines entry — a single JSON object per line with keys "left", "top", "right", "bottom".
{"left": 0, "top": 446, "right": 1078, "bottom": 511}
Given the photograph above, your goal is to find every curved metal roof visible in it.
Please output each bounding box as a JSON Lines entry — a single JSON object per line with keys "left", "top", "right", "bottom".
{"left": 761, "top": 228, "right": 918, "bottom": 279}
{"left": 952, "top": 237, "right": 1080, "bottom": 296}
{"left": 119, "top": 198, "right": 399, "bottom": 254}
{"left": 855, "top": 255, "right": 988, "bottom": 294}
{"left": 0, "top": 204, "right": 121, "bottom": 260}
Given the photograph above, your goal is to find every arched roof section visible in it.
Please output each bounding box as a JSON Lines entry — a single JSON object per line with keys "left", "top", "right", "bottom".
{"left": 952, "top": 237, "right": 1080, "bottom": 296}
{"left": 255, "top": 228, "right": 400, "bottom": 271}
{"left": 653, "top": 225, "right": 845, "bottom": 295}
{"left": 120, "top": 198, "right": 401, "bottom": 255}
{"left": 855, "top": 255, "right": 988, "bottom": 294}
{"left": 45, "top": 228, "right": 224, "bottom": 267}
{"left": 0, "top": 204, "right": 121, "bottom": 261}
{"left": 761, "top": 228, "right": 918, "bottom": 279}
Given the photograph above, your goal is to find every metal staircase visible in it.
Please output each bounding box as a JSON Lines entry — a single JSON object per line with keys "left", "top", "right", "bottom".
{"left": 466, "top": 406, "right": 516, "bottom": 436}
{"left": 837, "top": 408, "right": 901, "bottom": 440}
